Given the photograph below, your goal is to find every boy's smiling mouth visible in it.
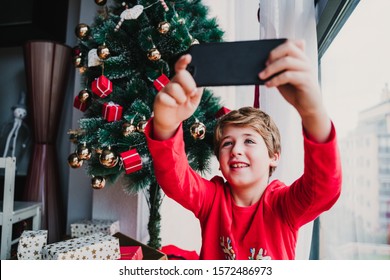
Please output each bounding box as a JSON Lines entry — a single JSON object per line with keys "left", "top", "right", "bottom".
{"left": 230, "top": 162, "right": 250, "bottom": 168}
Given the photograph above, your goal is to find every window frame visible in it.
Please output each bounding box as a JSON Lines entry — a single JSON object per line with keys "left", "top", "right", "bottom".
{"left": 316, "top": 0, "right": 360, "bottom": 58}
{"left": 309, "top": 0, "right": 360, "bottom": 260}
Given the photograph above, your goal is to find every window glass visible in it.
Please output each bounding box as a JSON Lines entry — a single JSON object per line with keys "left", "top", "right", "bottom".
{"left": 320, "top": 0, "right": 390, "bottom": 259}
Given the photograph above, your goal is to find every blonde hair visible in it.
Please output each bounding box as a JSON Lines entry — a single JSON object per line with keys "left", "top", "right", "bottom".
{"left": 213, "top": 106, "right": 281, "bottom": 176}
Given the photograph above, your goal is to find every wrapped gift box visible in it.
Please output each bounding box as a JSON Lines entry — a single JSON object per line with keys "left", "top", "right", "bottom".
{"left": 119, "top": 246, "right": 143, "bottom": 260}
{"left": 114, "top": 232, "right": 167, "bottom": 260}
{"left": 42, "top": 232, "right": 120, "bottom": 260}
{"left": 92, "top": 75, "right": 113, "bottom": 98}
{"left": 153, "top": 74, "right": 170, "bottom": 91}
{"left": 17, "top": 230, "right": 48, "bottom": 260}
{"left": 120, "top": 149, "right": 142, "bottom": 174}
{"left": 102, "top": 102, "right": 122, "bottom": 122}
{"left": 70, "top": 219, "right": 120, "bottom": 238}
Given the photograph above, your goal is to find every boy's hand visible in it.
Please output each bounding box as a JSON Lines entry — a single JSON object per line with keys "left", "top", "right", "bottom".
{"left": 259, "top": 39, "right": 331, "bottom": 143}
{"left": 153, "top": 54, "right": 203, "bottom": 140}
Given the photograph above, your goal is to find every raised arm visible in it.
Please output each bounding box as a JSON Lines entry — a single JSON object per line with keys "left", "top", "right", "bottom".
{"left": 152, "top": 54, "right": 203, "bottom": 140}
{"left": 259, "top": 39, "right": 331, "bottom": 143}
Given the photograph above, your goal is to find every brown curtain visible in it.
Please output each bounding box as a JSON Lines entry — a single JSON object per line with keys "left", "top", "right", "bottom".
{"left": 23, "top": 40, "right": 72, "bottom": 243}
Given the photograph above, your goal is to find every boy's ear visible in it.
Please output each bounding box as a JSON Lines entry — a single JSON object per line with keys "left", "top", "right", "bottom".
{"left": 270, "top": 152, "right": 280, "bottom": 167}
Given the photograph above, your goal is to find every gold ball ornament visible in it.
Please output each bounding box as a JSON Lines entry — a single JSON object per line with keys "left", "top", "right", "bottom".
{"left": 94, "top": 0, "right": 107, "bottom": 6}
{"left": 97, "top": 44, "right": 110, "bottom": 60}
{"left": 122, "top": 122, "right": 136, "bottom": 137}
{"left": 147, "top": 48, "right": 161, "bottom": 61}
{"left": 91, "top": 176, "right": 106, "bottom": 190}
{"left": 78, "top": 89, "right": 91, "bottom": 103}
{"left": 75, "top": 23, "right": 90, "bottom": 40}
{"left": 137, "top": 119, "right": 148, "bottom": 133}
{"left": 158, "top": 21, "right": 171, "bottom": 34}
{"left": 99, "top": 148, "right": 119, "bottom": 168}
{"left": 76, "top": 143, "right": 92, "bottom": 160}
{"left": 190, "top": 121, "right": 206, "bottom": 140}
{"left": 67, "top": 153, "right": 84, "bottom": 168}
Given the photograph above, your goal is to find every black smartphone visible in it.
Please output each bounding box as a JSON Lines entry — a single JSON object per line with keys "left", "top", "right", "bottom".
{"left": 186, "top": 38, "right": 286, "bottom": 87}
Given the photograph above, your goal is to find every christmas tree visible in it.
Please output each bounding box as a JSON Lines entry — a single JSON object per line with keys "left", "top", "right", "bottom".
{"left": 69, "top": 0, "right": 224, "bottom": 249}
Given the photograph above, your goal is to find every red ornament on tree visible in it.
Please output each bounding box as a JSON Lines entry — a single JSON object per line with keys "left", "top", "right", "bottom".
{"left": 215, "top": 106, "right": 231, "bottom": 118}
{"left": 120, "top": 149, "right": 142, "bottom": 174}
{"left": 102, "top": 102, "right": 123, "bottom": 122}
{"left": 153, "top": 74, "right": 170, "bottom": 91}
{"left": 91, "top": 75, "right": 113, "bottom": 98}
{"left": 73, "top": 95, "right": 89, "bottom": 112}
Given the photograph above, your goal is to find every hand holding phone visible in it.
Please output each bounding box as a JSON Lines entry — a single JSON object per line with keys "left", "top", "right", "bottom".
{"left": 186, "top": 39, "right": 286, "bottom": 87}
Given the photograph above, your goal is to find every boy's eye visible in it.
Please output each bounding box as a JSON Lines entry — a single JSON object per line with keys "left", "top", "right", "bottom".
{"left": 245, "top": 139, "right": 255, "bottom": 144}
{"left": 221, "top": 141, "right": 232, "bottom": 147}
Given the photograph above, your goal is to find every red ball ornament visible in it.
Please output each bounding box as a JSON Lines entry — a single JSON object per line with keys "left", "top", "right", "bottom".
{"left": 72, "top": 46, "right": 81, "bottom": 57}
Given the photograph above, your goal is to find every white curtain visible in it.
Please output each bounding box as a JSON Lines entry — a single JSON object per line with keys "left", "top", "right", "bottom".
{"left": 258, "top": 0, "right": 319, "bottom": 259}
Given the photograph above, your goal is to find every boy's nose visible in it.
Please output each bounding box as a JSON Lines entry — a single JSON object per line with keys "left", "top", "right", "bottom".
{"left": 230, "top": 144, "right": 243, "bottom": 157}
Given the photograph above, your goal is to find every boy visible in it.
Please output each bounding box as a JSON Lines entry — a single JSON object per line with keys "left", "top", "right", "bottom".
{"left": 145, "top": 39, "right": 342, "bottom": 259}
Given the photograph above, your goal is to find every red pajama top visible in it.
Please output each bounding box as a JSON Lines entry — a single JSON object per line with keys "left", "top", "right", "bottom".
{"left": 145, "top": 120, "right": 342, "bottom": 260}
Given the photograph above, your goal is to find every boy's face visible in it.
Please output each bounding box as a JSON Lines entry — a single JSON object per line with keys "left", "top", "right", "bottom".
{"left": 218, "top": 125, "right": 279, "bottom": 191}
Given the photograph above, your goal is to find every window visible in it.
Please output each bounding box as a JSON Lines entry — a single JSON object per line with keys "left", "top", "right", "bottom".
{"left": 319, "top": 0, "right": 390, "bottom": 259}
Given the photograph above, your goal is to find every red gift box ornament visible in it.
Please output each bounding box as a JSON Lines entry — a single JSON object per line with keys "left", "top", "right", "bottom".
{"left": 92, "top": 75, "right": 113, "bottom": 98}
{"left": 120, "top": 149, "right": 142, "bottom": 174}
{"left": 73, "top": 95, "right": 89, "bottom": 112}
{"left": 102, "top": 102, "right": 123, "bottom": 122}
{"left": 215, "top": 106, "right": 231, "bottom": 119}
{"left": 153, "top": 74, "right": 170, "bottom": 91}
